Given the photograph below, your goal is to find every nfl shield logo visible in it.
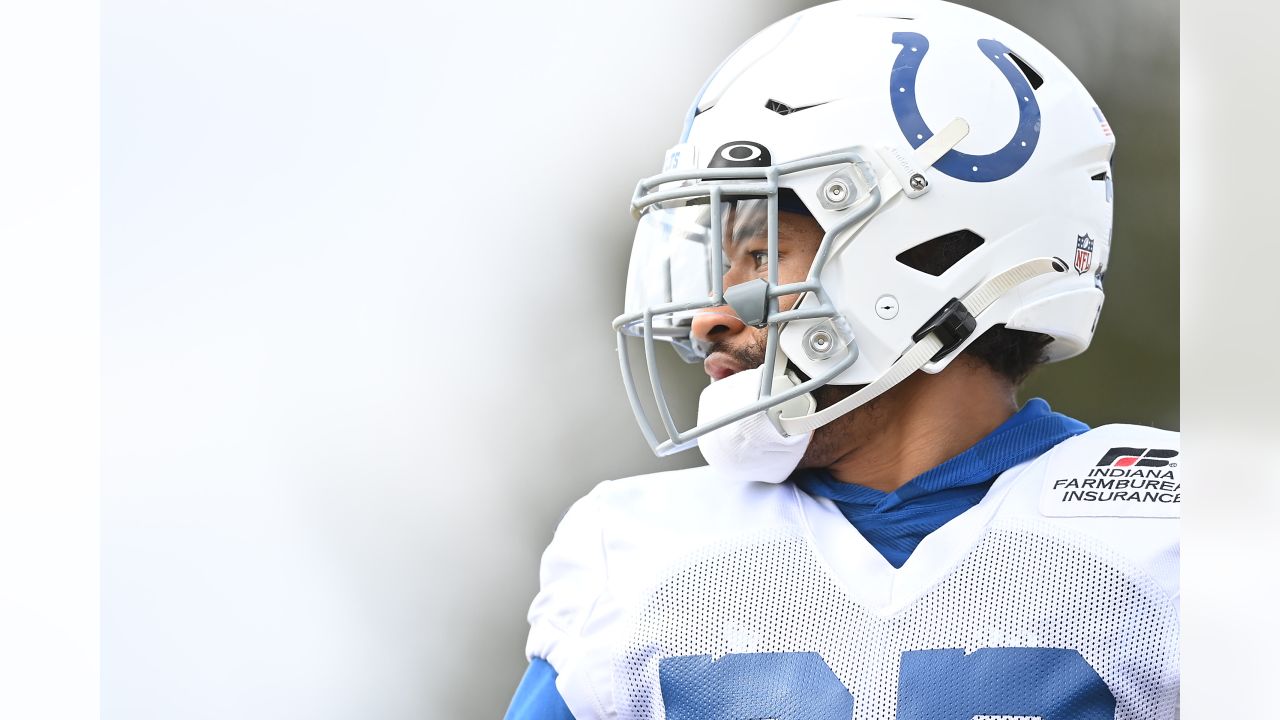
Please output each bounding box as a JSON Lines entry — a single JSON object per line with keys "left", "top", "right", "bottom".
{"left": 1075, "top": 234, "right": 1094, "bottom": 275}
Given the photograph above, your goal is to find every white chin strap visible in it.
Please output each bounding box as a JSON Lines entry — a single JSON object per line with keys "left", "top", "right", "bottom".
{"left": 773, "top": 256, "right": 1067, "bottom": 437}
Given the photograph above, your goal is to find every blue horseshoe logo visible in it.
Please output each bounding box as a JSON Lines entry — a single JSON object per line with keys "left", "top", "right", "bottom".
{"left": 890, "top": 31, "right": 1040, "bottom": 182}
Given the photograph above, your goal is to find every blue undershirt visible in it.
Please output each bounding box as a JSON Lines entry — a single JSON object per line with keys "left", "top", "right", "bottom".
{"left": 506, "top": 657, "right": 574, "bottom": 720}
{"left": 792, "top": 397, "right": 1087, "bottom": 568}
{"left": 504, "top": 397, "right": 1088, "bottom": 718}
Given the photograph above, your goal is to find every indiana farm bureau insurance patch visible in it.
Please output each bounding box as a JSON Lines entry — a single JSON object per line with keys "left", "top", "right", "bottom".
{"left": 1040, "top": 445, "right": 1181, "bottom": 518}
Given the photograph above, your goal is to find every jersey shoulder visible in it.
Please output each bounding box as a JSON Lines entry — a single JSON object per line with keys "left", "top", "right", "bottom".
{"left": 1024, "top": 422, "right": 1180, "bottom": 519}
{"left": 995, "top": 422, "right": 1180, "bottom": 604}
{"left": 524, "top": 465, "right": 804, "bottom": 717}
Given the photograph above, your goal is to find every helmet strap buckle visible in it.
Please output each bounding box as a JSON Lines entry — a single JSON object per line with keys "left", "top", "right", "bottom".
{"left": 912, "top": 298, "right": 977, "bottom": 362}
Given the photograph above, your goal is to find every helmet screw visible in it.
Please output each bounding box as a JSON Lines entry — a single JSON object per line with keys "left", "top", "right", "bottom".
{"left": 802, "top": 321, "right": 851, "bottom": 362}
{"left": 824, "top": 179, "right": 849, "bottom": 203}
{"left": 909, "top": 173, "right": 927, "bottom": 191}
{"left": 818, "top": 171, "right": 859, "bottom": 210}
{"left": 875, "top": 294, "right": 900, "bottom": 320}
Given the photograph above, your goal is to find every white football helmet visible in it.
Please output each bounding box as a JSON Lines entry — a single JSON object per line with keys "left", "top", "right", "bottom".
{"left": 614, "top": 0, "right": 1114, "bottom": 456}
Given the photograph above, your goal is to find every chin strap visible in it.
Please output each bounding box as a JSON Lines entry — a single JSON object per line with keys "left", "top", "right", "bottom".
{"left": 773, "top": 257, "right": 1068, "bottom": 436}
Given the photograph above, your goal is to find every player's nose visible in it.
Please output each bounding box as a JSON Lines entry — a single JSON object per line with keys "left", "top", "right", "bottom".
{"left": 690, "top": 308, "right": 747, "bottom": 347}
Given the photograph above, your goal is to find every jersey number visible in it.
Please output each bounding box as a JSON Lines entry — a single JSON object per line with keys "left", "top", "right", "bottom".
{"left": 659, "top": 648, "right": 1114, "bottom": 719}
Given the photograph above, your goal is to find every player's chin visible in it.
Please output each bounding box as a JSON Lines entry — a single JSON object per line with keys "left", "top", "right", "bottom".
{"left": 794, "top": 383, "right": 873, "bottom": 468}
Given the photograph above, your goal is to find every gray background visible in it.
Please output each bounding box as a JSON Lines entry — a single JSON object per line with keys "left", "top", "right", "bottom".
{"left": 101, "top": 0, "right": 1177, "bottom": 717}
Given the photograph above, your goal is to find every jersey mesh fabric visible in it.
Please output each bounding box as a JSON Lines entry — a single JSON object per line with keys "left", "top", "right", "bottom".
{"left": 614, "top": 521, "right": 1178, "bottom": 720}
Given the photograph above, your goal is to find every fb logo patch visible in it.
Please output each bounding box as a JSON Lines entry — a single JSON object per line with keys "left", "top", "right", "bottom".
{"left": 1096, "top": 447, "right": 1179, "bottom": 468}
{"left": 889, "top": 32, "right": 1041, "bottom": 182}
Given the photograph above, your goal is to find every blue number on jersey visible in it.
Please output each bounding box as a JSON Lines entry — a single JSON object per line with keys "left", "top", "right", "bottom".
{"left": 659, "top": 652, "right": 853, "bottom": 720}
{"left": 897, "top": 647, "right": 1114, "bottom": 720}
{"left": 660, "top": 648, "right": 1114, "bottom": 719}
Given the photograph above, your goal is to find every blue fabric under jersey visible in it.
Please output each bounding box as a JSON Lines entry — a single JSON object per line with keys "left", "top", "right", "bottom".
{"left": 792, "top": 398, "right": 1087, "bottom": 568}
{"left": 505, "top": 657, "right": 575, "bottom": 720}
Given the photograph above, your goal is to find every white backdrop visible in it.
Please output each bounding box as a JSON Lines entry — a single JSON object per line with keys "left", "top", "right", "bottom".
{"left": 100, "top": 1, "right": 1176, "bottom": 718}
{"left": 102, "top": 1, "right": 809, "bottom": 717}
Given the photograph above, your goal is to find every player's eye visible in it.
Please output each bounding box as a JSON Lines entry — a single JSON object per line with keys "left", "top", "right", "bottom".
{"left": 751, "top": 250, "right": 769, "bottom": 270}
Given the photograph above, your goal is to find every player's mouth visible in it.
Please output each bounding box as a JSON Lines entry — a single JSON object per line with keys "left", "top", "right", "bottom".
{"left": 703, "top": 352, "right": 748, "bottom": 381}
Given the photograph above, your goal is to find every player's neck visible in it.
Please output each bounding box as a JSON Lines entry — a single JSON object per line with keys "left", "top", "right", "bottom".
{"left": 825, "top": 361, "right": 1018, "bottom": 494}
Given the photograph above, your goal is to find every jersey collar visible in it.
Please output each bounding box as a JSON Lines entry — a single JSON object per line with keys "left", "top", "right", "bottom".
{"left": 794, "top": 398, "right": 1088, "bottom": 513}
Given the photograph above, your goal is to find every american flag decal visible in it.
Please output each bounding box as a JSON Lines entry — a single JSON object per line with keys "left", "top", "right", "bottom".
{"left": 1075, "top": 234, "right": 1094, "bottom": 275}
{"left": 1093, "top": 106, "right": 1112, "bottom": 137}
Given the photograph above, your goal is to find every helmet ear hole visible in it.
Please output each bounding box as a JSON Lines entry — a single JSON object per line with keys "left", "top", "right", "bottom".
{"left": 896, "top": 230, "right": 985, "bottom": 276}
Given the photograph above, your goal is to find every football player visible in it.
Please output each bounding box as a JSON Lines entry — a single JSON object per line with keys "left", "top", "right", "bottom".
{"left": 507, "top": 1, "right": 1178, "bottom": 717}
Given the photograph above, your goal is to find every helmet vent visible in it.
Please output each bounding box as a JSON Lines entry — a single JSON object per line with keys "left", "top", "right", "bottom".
{"left": 896, "top": 230, "right": 985, "bottom": 276}
{"left": 764, "top": 99, "right": 827, "bottom": 116}
{"left": 1006, "top": 52, "right": 1044, "bottom": 90}
{"left": 1091, "top": 172, "right": 1108, "bottom": 181}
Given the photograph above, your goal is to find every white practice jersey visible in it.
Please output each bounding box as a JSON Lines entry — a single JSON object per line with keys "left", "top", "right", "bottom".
{"left": 526, "top": 424, "right": 1180, "bottom": 719}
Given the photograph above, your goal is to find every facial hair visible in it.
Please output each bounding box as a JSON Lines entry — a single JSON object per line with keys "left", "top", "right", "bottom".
{"left": 709, "top": 329, "right": 874, "bottom": 470}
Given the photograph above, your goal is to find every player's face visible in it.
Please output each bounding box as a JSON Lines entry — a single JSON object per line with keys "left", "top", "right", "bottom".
{"left": 689, "top": 205, "right": 876, "bottom": 468}
{"left": 689, "top": 207, "right": 824, "bottom": 380}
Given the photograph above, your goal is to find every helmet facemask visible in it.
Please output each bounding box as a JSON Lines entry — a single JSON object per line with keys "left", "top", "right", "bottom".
{"left": 615, "top": 131, "right": 1073, "bottom": 459}
{"left": 614, "top": 149, "right": 882, "bottom": 456}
